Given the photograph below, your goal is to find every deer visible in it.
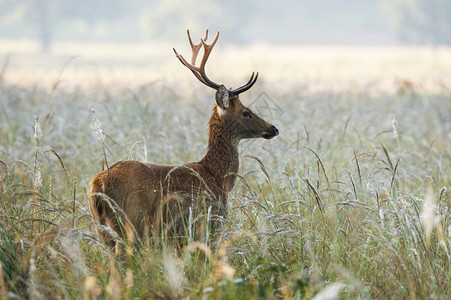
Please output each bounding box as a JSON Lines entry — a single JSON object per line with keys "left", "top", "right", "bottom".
{"left": 88, "top": 30, "right": 279, "bottom": 250}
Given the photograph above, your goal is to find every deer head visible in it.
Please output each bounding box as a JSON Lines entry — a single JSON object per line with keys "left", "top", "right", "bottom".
{"left": 173, "top": 30, "right": 279, "bottom": 144}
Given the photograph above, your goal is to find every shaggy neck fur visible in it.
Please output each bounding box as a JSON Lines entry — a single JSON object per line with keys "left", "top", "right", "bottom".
{"left": 199, "top": 106, "right": 239, "bottom": 193}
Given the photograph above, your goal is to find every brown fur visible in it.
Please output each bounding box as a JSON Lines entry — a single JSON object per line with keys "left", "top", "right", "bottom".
{"left": 89, "top": 30, "right": 278, "bottom": 248}
{"left": 89, "top": 93, "right": 278, "bottom": 248}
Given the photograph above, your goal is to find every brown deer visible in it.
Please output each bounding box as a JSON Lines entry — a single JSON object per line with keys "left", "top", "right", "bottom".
{"left": 88, "top": 30, "right": 279, "bottom": 249}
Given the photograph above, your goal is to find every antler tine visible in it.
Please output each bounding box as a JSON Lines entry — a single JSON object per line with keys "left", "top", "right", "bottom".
{"left": 197, "top": 31, "right": 220, "bottom": 89}
{"left": 230, "top": 72, "right": 255, "bottom": 92}
{"left": 242, "top": 72, "right": 256, "bottom": 87}
{"left": 173, "top": 48, "right": 210, "bottom": 85}
{"left": 187, "top": 29, "right": 207, "bottom": 65}
{"left": 172, "top": 48, "right": 189, "bottom": 69}
{"left": 199, "top": 30, "right": 219, "bottom": 62}
{"left": 230, "top": 72, "right": 259, "bottom": 95}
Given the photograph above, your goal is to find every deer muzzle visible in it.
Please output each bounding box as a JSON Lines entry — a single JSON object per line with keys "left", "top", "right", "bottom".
{"left": 263, "top": 125, "right": 279, "bottom": 139}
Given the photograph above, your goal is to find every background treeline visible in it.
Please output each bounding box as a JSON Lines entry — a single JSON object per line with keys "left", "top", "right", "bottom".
{"left": 0, "top": 0, "right": 450, "bottom": 51}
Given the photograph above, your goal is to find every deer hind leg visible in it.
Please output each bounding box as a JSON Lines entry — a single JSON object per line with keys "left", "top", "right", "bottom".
{"left": 89, "top": 177, "right": 125, "bottom": 251}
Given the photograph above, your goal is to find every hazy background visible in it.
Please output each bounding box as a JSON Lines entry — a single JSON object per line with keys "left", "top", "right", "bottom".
{"left": 1, "top": 2, "right": 450, "bottom": 298}
{"left": 1, "top": 0, "right": 450, "bottom": 50}
{"left": 0, "top": 0, "right": 450, "bottom": 90}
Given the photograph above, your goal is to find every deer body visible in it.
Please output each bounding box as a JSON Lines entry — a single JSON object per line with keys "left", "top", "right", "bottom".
{"left": 89, "top": 30, "right": 279, "bottom": 246}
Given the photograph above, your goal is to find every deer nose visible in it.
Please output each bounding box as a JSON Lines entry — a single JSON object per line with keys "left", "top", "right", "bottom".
{"left": 272, "top": 126, "right": 279, "bottom": 136}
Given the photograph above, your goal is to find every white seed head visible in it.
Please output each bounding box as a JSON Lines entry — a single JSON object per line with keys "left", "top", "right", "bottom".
{"left": 33, "top": 164, "right": 42, "bottom": 189}
{"left": 92, "top": 108, "right": 106, "bottom": 142}
{"left": 392, "top": 117, "right": 398, "bottom": 139}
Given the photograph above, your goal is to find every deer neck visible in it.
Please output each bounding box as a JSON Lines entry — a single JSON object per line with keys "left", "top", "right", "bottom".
{"left": 199, "top": 110, "right": 239, "bottom": 192}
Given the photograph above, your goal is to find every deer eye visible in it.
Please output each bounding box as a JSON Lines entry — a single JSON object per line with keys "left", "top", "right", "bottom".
{"left": 242, "top": 111, "right": 251, "bottom": 118}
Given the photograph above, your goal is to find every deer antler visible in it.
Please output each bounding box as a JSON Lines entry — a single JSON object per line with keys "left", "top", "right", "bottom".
{"left": 173, "top": 29, "right": 258, "bottom": 95}
{"left": 230, "top": 72, "right": 258, "bottom": 95}
{"left": 173, "top": 29, "right": 221, "bottom": 90}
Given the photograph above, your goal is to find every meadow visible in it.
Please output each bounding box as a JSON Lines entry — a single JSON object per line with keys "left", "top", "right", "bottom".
{"left": 0, "top": 40, "right": 450, "bottom": 299}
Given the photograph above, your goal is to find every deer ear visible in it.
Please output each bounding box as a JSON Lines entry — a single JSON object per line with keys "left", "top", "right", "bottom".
{"left": 215, "top": 85, "right": 230, "bottom": 109}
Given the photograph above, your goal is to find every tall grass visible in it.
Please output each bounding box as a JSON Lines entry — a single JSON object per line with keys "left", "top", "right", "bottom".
{"left": 0, "top": 47, "right": 450, "bottom": 299}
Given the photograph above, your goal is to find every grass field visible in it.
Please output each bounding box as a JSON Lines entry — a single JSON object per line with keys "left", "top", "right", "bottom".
{"left": 0, "top": 41, "right": 450, "bottom": 299}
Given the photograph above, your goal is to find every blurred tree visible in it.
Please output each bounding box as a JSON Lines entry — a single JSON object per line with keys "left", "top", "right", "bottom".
{"left": 139, "top": 0, "right": 221, "bottom": 41}
{"left": 138, "top": 0, "right": 252, "bottom": 43}
{"left": 0, "top": 0, "right": 425, "bottom": 46}
{"left": 0, "top": 0, "right": 127, "bottom": 52}
{"left": 382, "top": 0, "right": 451, "bottom": 45}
